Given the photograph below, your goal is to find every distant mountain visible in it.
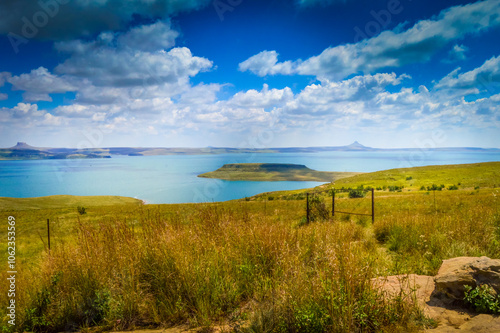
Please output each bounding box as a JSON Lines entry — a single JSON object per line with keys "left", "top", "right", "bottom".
{"left": 9, "top": 142, "right": 44, "bottom": 150}
{"left": 0, "top": 142, "right": 498, "bottom": 160}
{"left": 344, "top": 141, "right": 371, "bottom": 150}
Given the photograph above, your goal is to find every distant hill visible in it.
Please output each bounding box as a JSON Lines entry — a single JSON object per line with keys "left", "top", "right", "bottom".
{"left": 0, "top": 142, "right": 498, "bottom": 160}
{"left": 0, "top": 142, "right": 112, "bottom": 160}
{"left": 9, "top": 142, "right": 46, "bottom": 150}
{"left": 198, "top": 163, "right": 361, "bottom": 182}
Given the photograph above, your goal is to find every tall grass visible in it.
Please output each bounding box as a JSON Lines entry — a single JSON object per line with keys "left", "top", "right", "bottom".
{"left": 1, "top": 187, "right": 499, "bottom": 332}
{"left": 2, "top": 202, "right": 425, "bottom": 332}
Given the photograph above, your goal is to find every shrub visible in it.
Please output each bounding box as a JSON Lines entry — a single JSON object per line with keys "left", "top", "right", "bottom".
{"left": 388, "top": 185, "right": 403, "bottom": 192}
{"left": 448, "top": 185, "right": 459, "bottom": 190}
{"left": 77, "top": 206, "right": 86, "bottom": 215}
{"left": 309, "top": 195, "right": 330, "bottom": 222}
{"left": 464, "top": 285, "right": 500, "bottom": 314}
{"left": 406, "top": 176, "right": 413, "bottom": 181}
{"left": 348, "top": 189, "right": 365, "bottom": 198}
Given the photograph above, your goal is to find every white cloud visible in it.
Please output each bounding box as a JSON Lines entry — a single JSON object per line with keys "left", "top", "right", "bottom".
{"left": 55, "top": 37, "right": 213, "bottom": 88}
{"left": 2, "top": 66, "right": 499, "bottom": 147}
{"left": 117, "top": 21, "right": 179, "bottom": 52}
{"left": 443, "top": 44, "right": 469, "bottom": 63}
{"left": 8, "top": 67, "right": 78, "bottom": 102}
{"left": 435, "top": 55, "right": 500, "bottom": 94}
{"left": 8, "top": 22, "right": 214, "bottom": 105}
{"left": 240, "top": 0, "right": 500, "bottom": 81}
{"left": 238, "top": 51, "right": 295, "bottom": 76}
{"left": 229, "top": 84, "right": 294, "bottom": 109}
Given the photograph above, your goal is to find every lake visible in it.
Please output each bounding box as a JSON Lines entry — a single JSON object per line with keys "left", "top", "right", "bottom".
{"left": 1, "top": 150, "right": 499, "bottom": 204}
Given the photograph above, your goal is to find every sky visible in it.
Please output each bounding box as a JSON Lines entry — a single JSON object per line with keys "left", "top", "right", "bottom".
{"left": 0, "top": 0, "right": 499, "bottom": 149}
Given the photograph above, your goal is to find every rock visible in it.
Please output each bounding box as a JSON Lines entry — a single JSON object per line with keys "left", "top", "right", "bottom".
{"left": 372, "top": 274, "right": 435, "bottom": 309}
{"left": 434, "top": 256, "right": 500, "bottom": 300}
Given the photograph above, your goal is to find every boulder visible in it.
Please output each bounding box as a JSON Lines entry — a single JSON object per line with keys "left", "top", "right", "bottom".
{"left": 434, "top": 256, "right": 500, "bottom": 300}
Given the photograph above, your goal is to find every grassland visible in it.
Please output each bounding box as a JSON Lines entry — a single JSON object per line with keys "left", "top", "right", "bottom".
{"left": 0, "top": 162, "right": 499, "bottom": 333}
{"left": 0, "top": 195, "right": 143, "bottom": 211}
{"left": 198, "top": 163, "right": 360, "bottom": 181}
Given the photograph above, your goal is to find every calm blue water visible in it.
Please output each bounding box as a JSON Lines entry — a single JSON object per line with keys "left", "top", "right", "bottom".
{"left": 1, "top": 151, "right": 499, "bottom": 204}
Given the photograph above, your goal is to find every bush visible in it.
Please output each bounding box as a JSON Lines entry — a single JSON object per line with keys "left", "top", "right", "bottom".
{"left": 448, "top": 185, "right": 459, "bottom": 190}
{"left": 464, "top": 285, "right": 500, "bottom": 314}
{"left": 77, "top": 206, "right": 86, "bottom": 215}
{"left": 426, "top": 184, "right": 444, "bottom": 191}
{"left": 406, "top": 176, "right": 413, "bottom": 181}
{"left": 309, "top": 195, "right": 330, "bottom": 222}
{"left": 348, "top": 189, "right": 365, "bottom": 198}
{"left": 388, "top": 185, "right": 403, "bottom": 192}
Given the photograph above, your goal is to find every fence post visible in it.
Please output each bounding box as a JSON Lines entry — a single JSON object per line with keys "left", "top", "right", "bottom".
{"left": 371, "top": 188, "right": 375, "bottom": 223}
{"left": 306, "top": 193, "right": 310, "bottom": 224}
{"left": 47, "top": 219, "right": 51, "bottom": 251}
{"left": 331, "top": 189, "right": 335, "bottom": 217}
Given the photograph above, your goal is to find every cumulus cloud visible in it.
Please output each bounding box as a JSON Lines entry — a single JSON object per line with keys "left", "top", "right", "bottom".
{"left": 54, "top": 22, "right": 213, "bottom": 88}
{"left": 117, "top": 21, "right": 179, "bottom": 52}
{"left": 228, "top": 84, "right": 294, "bottom": 109}
{"left": 8, "top": 67, "right": 78, "bottom": 101}
{"left": 435, "top": 55, "right": 500, "bottom": 94}
{"left": 0, "top": 0, "right": 212, "bottom": 41}
{"left": 240, "top": 0, "right": 500, "bottom": 80}
{"left": 8, "top": 22, "right": 214, "bottom": 103}
{"left": 238, "top": 51, "right": 295, "bottom": 76}
{"left": 2, "top": 64, "right": 499, "bottom": 147}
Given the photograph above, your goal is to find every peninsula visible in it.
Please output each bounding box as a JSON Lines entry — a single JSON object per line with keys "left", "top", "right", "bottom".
{"left": 198, "top": 163, "right": 361, "bottom": 182}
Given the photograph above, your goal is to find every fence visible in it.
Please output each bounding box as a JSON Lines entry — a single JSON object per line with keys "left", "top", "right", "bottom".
{"left": 306, "top": 188, "right": 375, "bottom": 223}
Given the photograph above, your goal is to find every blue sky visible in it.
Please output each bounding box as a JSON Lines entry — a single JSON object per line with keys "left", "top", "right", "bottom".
{"left": 0, "top": 0, "right": 499, "bottom": 148}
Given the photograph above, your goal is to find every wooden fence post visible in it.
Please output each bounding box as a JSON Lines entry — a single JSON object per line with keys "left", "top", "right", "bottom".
{"left": 332, "top": 190, "right": 335, "bottom": 217}
{"left": 306, "top": 193, "right": 310, "bottom": 224}
{"left": 371, "top": 188, "right": 375, "bottom": 223}
{"left": 47, "top": 219, "right": 51, "bottom": 251}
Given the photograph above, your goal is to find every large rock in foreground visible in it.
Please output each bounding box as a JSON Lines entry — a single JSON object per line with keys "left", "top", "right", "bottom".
{"left": 434, "top": 256, "right": 500, "bottom": 300}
